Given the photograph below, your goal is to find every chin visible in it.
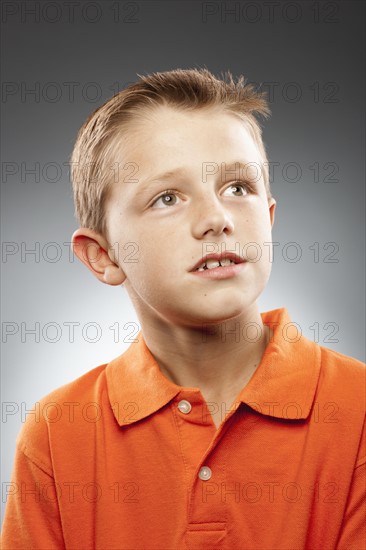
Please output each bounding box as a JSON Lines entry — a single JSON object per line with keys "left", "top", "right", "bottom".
{"left": 189, "top": 302, "right": 249, "bottom": 326}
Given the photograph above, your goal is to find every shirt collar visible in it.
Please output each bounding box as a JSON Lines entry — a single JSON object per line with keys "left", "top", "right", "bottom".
{"left": 105, "top": 308, "right": 321, "bottom": 426}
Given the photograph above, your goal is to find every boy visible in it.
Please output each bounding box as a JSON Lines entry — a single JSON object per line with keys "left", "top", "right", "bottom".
{"left": 1, "top": 68, "right": 365, "bottom": 549}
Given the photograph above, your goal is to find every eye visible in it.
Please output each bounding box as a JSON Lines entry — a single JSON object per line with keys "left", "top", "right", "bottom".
{"left": 223, "top": 182, "right": 250, "bottom": 197}
{"left": 151, "top": 190, "right": 180, "bottom": 209}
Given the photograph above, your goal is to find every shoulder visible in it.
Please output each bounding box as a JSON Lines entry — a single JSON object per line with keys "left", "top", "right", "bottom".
{"left": 317, "top": 343, "right": 365, "bottom": 385}
{"left": 27, "top": 361, "right": 109, "bottom": 414}
{"left": 315, "top": 342, "right": 365, "bottom": 436}
{"left": 316, "top": 341, "right": 365, "bottom": 401}
{"left": 303, "top": 340, "right": 366, "bottom": 465}
{"left": 16, "top": 362, "right": 109, "bottom": 470}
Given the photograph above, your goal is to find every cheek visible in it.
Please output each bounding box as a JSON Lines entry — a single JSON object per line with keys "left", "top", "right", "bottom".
{"left": 242, "top": 204, "right": 272, "bottom": 236}
{"left": 241, "top": 206, "right": 273, "bottom": 262}
{"left": 119, "top": 228, "right": 167, "bottom": 281}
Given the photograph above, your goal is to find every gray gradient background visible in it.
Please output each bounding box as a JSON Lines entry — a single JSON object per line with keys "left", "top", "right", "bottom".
{"left": 1, "top": 0, "right": 365, "bottom": 525}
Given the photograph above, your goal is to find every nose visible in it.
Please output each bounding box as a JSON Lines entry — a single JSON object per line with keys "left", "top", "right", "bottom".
{"left": 191, "top": 193, "right": 235, "bottom": 239}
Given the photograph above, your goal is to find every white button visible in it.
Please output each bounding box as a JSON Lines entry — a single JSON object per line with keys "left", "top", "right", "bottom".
{"left": 198, "top": 466, "right": 212, "bottom": 481}
{"left": 177, "top": 400, "right": 192, "bottom": 414}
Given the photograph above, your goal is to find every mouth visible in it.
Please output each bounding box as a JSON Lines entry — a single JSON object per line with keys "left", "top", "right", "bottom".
{"left": 190, "top": 253, "right": 245, "bottom": 273}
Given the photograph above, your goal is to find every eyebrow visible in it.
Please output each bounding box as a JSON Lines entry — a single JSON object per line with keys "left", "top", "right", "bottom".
{"left": 138, "top": 167, "right": 188, "bottom": 192}
{"left": 138, "top": 160, "right": 263, "bottom": 191}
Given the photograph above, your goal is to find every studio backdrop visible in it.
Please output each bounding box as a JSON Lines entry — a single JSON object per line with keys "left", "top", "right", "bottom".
{"left": 1, "top": 0, "right": 365, "bottom": 525}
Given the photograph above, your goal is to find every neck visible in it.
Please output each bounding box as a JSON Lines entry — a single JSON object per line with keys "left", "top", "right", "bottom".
{"left": 135, "top": 302, "right": 271, "bottom": 405}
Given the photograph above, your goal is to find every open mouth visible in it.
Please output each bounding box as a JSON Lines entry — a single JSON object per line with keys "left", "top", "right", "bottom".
{"left": 195, "top": 258, "right": 237, "bottom": 272}
{"left": 190, "top": 252, "right": 245, "bottom": 274}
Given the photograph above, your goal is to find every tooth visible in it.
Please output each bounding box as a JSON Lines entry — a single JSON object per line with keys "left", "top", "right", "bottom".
{"left": 220, "top": 258, "right": 232, "bottom": 267}
{"left": 195, "top": 258, "right": 237, "bottom": 271}
{"left": 206, "top": 259, "right": 220, "bottom": 269}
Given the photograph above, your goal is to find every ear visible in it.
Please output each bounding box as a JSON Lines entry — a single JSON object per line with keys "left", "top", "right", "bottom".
{"left": 268, "top": 197, "right": 276, "bottom": 227}
{"left": 71, "top": 228, "right": 126, "bottom": 286}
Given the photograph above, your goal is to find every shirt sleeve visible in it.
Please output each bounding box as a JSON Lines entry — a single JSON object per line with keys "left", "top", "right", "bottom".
{"left": 1, "top": 445, "right": 65, "bottom": 550}
{"left": 335, "top": 456, "right": 366, "bottom": 549}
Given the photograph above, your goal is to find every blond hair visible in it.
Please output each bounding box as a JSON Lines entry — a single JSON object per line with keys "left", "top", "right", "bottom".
{"left": 70, "top": 68, "right": 272, "bottom": 242}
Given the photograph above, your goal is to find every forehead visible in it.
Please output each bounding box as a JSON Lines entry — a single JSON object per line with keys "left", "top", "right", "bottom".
{"left": 116, "top": 105, "right": 261, "bottom": 167}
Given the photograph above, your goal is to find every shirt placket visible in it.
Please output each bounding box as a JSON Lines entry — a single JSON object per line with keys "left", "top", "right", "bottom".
{"left": 172, "top": 389, "right": 239, "bottom": 549}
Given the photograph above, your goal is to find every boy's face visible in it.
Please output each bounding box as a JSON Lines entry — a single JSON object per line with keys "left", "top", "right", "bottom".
{"left": 93, "top": 105, "right": 276, "bottom": 326}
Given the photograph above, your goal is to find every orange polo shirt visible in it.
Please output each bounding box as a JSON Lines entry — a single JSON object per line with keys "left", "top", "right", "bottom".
{"left": 1, "top": 307, "right": 365, "bottom": 549}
